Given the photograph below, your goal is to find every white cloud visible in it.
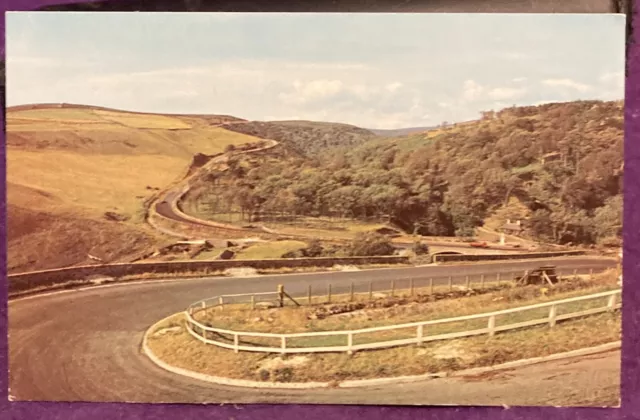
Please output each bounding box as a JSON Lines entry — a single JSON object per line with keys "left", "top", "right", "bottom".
{"left": 600, "top": 71, "right": 624, "bottom": 86}
{"left": 291, "top": 79, "right": 344, "bottom": 101}
{"left": 512, "top": 77, "right": 528, "bottom": 83}
{"left": 385, "top": 82, "right": 403, "bottom": 93}
{"left": 533, "top": 99, "right": 561, "bottom": 106}
{"left": 462, "top": 79, "right": 485, "bottom": 102}
{"left": 542, "top": 78, "right": 591, "bottom": 92}
{"left": 487, "top": 87, "right": 528, "bottom": 100}
{"left": 460, "top": 80, "right": 527, "bottom": 102}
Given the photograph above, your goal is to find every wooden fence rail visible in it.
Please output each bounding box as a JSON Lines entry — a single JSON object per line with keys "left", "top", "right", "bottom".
{"left": 184, "top": 285, "right": 621, "bottom": 355}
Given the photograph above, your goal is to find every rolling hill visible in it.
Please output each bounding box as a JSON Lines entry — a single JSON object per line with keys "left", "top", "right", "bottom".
{"left": 220, "top": 120, "right": 378, "bottom": 156}
{"left": 189, "top": 100, "right": 623, "bottom": 247}
{"left": 6, "top": 103, "right": 259, "bottom": 273}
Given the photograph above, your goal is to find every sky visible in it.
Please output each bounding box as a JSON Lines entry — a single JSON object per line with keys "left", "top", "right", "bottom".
{"left": 6, "top": 12, "right": 626, "bottom": 129}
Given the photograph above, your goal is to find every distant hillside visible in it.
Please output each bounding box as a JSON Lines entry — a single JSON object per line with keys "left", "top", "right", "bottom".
{"left": 221, "top": 120, "right": 378, "bottom": 156}
{"left": 196, "top": 100, "right": 623, "bottom": 247}
{"left": 368, "top": 126, "right": 435, "bottom": 137}
{"left": 7, "top": 102, "right": 246, "bottom": 124}
{"left": 6, "top": 103, "right": 260, "bottom": 272}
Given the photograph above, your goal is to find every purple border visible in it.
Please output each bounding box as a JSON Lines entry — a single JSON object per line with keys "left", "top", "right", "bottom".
{"left": 0, "top": 2, "right": 637, "bottom": 420}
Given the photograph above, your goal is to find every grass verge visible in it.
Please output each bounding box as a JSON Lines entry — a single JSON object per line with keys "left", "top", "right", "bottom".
{"left": 191, "top": 272, "right": 619, "bottom": 348}
{"left": 147, "top": 310, "right": 620, "bottom": 384}
{"left": 146, "top": 270, "right": 620, "bottom": 383}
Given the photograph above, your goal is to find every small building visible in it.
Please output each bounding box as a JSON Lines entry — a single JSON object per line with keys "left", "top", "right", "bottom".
{"left": 501, "top": 219, "right": 524, "bottom": 236}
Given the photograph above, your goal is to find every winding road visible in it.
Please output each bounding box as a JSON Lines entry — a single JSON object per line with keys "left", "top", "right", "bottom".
{"left": 149, "top": 138, "right": 538, "bottom": 255}
{"left": 8, "top": 257, "right": 619, "bottom": 405}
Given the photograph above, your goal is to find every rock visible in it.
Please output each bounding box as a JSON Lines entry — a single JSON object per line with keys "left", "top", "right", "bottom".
{"left": 267, "top": 317, "right": 275, "bottom": 323}
{"left": 217, "top": 249, "right": 236, "bottom": 260}
{"left": 373, "top": 293, "right": 388, "bottom": 299}
{"left": 251, "top": 317, "right": 263, "bottom": 323}
{"left": 104, "top": 211, "right": 130, "bottom": 222}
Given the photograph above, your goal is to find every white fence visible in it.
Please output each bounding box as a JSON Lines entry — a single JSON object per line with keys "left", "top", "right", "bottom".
{"left": 184, "top": 287, "right": 622, "bottom": 355}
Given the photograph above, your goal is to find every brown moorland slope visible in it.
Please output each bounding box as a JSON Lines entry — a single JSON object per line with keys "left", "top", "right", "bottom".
{"left": 6, "top": 103, "right": 259, "bottom": 273}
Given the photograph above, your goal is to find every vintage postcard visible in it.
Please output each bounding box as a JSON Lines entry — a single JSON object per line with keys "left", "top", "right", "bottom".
{"left": 6, "top": 12, "right": 624, "bottom": 406}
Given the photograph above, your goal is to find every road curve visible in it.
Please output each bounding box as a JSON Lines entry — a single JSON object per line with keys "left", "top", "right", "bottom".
{"left": 8, "top": 257, "right": 618, "bottom": 405}
{"left": 149, "top": 139, "right": 537, "bottom": 253}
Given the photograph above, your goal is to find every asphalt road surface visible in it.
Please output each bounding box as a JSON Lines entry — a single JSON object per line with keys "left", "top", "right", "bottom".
{"left": 8, "top": 257, "right": 619, "bottom": 405}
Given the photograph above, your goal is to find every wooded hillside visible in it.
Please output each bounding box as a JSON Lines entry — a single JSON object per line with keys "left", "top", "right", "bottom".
{"left": 193, "top": 100, "right": 623, "bottom": 246}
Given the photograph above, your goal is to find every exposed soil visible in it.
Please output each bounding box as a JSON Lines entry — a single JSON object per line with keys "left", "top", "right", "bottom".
{"left": 7, "top": 204, "right": 163, "bottom": 273}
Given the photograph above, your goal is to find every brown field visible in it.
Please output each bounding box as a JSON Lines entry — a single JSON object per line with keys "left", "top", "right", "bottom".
{"left": 6, "top": 104, "right": 260, "bottom": 273}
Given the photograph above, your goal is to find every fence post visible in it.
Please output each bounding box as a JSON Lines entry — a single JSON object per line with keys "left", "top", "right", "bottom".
{"left": 430, "top": 278, "right": 434, "bottom": 294}
{"left": 234, "top": 334, "right": 239, "bottom": 353}
{"left": 251, "top": 295, "right": 255, "bottom": 310}
{"left": 573, "top": 269, "right": 578, "bottom": 280}
{"left": 410, "top": 278, "right": 415, "bottom": 296}
{"left": 347, "top": 333, "right": 353, "bottom": 355}
{"left": 589, "top": 268, "right": 594, "bottom": 280}
{"left": 497, "top": 272, "right": 501, "bottom": 285}
{"left": 219, "top": 296, "right": 224, "bottom": 310}
{"left": 278, "top": 284, "right": 284, "bottom": 308}
{"left": 350, "top": 282, "right": 355, "bottom": 302}
{"left": 488, "top": 315, "right": 496, "bottom": 337}
{"left": 281, "top": 336, "right": 286, "bottom": 354}
{"left": 448, "top": 276, "right": 453, "bottom": 292}
{"left": 201, "top": 301, "right": 206, "bottom": 310}
{"left": 369, "top": 281, "right": 373, "bottom": 301}
{"left": 480, "top": 274, "right": 485, "bottom": 289}
{"left": 328, "top": 284, "right": 332, "bottom": 303}
{"left": 417, "top": 324, "right": 424, "bottom": 345}
{"left": 607, "top": 293, "right": 616, "bottom": 312}
{"left": 465, "top": 275, "right": 470, "bottom": 290}
{"left": 308, "top": 284, "right": 312, "bottom": 305}
{"left": 391, "top": 280, "right": 395, "bottom": 297}
{"left": 549, "top": 304, "right": 557, "bottom": 327}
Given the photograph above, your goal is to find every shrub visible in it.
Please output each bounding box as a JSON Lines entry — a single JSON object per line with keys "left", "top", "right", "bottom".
{"left": 305, "top": 239, "right": 324, "bottom": 257}
{"left": 347, "top": 232, "right": 395, "bottom": 256}
{"left": 273, "top": 367, "right": 294, "bottom": 382}
{"left": 412, "top": 241, "right": 430, "bottom": 255}
{"left": 257, "top": 369, "right": 270, "bottom": 381}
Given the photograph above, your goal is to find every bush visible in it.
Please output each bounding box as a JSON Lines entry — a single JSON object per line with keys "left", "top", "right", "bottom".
{"left": 305, "top": 239, "right": 324, "bottom": 257}
{"left": 273, "top": 367, "right": 295, "bottom": 382}
{"left": 257, "top": 369, "right": 270, "bottom": 381}
{"left": 347, "top": 232, "right": 395, "bottom": 256}
{"left": 412, "top": 241, "right": 430, "bottom": 255}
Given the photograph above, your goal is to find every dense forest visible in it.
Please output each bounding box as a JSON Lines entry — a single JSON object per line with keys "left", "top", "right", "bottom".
{"left": 222, "top": 120, "right": 376, "bottom": 157}
{"left": 191, "top": 100, "right": 623, "bottom": 246}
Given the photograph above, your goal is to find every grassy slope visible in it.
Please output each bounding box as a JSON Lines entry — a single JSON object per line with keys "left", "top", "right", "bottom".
{"left": 7, "top": 105, "right": 258, "bottom": 273}
{"left": 148, "top": 272, "right": 620, "bottom": 386}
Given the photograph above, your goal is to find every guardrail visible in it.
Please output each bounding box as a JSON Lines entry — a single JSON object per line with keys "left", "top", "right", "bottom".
{"left": 183, "top": 276, "right": 621, "bottom": 355}
{"left": 7, "top": 255, "right": 411, "bottom": 295}
{"left": 433, "top": 250, "right": 586, "bottom": 263}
